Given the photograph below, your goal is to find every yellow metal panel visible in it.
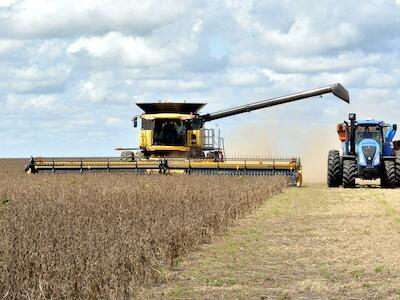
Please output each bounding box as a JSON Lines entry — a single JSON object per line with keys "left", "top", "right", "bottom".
{"left": 167, "top": 159, "right": 299, "bottom": 170}
{"left": 33, "top": 159, "right": 299, "bottom": 170}
{"left": 296, "top": 167, "right": 303, "bottom": 187}
{"left": 34, "top": 161, "right": 160, "bottom": 167}
{"left": 186, "top": 129, "right": 201, "bottom": 147}
{"left": 141, "top": 113, "right": 195, "bottom": 120}
{"left": 146, "top": 146, "right": 191, "bottom": 152}
{"left": 139, "top": 130, "right": 152, "bottom": 147}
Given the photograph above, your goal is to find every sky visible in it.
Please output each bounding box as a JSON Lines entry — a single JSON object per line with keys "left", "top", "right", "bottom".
{"left": 1, "top": 0, "right": 400, "bottom": 177}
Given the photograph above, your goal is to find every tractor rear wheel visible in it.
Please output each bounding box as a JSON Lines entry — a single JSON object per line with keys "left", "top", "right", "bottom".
{"left": 381, "top": 160, "right": 396, "bottom": 188}
{"left": 395, "top": 152, "right": 400, "bottom": 187}
{"left": 342, "top": 159, "right": 357, "bottom": 188}
{"left": 327, "top": 150, "right": 342, "bottom": 187}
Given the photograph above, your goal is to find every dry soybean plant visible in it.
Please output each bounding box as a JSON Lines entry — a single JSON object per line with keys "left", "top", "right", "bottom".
{"left": 0, "top": 159, "right": 286, "bottom": 299}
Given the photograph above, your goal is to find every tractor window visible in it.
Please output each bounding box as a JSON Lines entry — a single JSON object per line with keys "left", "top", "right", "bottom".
{"left": 355, "top": 126, "right": 383, "bottom": 150}
{"left": 153, "top": 119, "right": 186, "bottom": 146}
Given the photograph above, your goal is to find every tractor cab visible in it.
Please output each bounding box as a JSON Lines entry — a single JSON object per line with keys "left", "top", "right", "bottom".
{"left": 354, "top": 121, "right": 385, "bottom": 170}
{"left": 355, "top": 124, "right": 383, "bottom": 146}
{"left": 355, "top": 120, "right": 398, "bottom": 157}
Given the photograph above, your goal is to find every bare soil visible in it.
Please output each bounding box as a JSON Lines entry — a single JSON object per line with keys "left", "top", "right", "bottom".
{"left": 140, "top": 185, "right": 400, "bottom": 299}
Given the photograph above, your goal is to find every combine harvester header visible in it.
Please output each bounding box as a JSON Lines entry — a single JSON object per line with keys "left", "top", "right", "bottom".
{"left": 26, "top": 83, "right": 349, "bottom": 187}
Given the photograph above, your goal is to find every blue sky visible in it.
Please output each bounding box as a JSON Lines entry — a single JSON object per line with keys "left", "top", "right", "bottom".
{"left": 1, "top": 0, "right": 400, "bottom": 178}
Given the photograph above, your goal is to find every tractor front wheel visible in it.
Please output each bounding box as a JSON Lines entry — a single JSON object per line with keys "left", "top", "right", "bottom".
{"left": 327, "top": 150, "right": 342, "bottom": 187}
{"left": 342, "top": 159, "right": 357, "bottom": 188}
{"left": 382, "top": 160, "right": 396, "bottom": 188}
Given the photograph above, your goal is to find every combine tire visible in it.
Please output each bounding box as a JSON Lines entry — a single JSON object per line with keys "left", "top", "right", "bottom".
{"left": 327, "top": 150, "right": 342, "bottom": 187}
{"left": 342, "top": 159, "right": 357, "bottom": 188}
{"left": 395, "top": 152, "right": 400, "bottom": 187}
{"left": 381, "top": 160, "right": 396, "bottom": 188}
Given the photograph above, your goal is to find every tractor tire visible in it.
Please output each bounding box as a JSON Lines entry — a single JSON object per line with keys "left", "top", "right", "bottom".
{"left": 342, "top": 159, "right": 357, "bottom": 188}
{"left": 327, "top": 150, "right": 342, "bottom": 187}
{"left": 395, "top": 152, "right": 400, "bottom": 187}
{"left": 381, "top": 160, "right": 396, "bottom": 188}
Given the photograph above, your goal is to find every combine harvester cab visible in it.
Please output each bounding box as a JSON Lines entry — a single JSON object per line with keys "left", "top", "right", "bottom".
{"left": 328, "top": 113, "right": 400, "bottom": 188}
{"left": 26, "top": 83, "right": 350, "bottom": 187}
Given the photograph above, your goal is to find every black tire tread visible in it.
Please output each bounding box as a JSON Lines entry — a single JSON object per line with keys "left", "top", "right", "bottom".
{"left": 395, "top": 152, "right": 400, "bottom": 187}
{"left": 382, "top": 160, "right": 396, "bottom": 188}
{"left": 327, "top": 150, "right": 342, "bottom": 187}
{"left": 342, "top": 159, "right": 357, "bottom": 188}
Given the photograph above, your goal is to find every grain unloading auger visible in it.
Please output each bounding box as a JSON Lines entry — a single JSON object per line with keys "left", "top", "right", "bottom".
{"left": 26, "top": 83, "right": 349, "bottom": 186}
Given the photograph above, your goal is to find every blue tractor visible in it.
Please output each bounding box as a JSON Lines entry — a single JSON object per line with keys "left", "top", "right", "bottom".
{"left": 327, "top": 113, "right": 400, "bottom": 188}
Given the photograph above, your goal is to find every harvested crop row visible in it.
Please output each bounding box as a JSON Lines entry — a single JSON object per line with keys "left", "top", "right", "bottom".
{"left": 0, "top": 160, "right": 286, "bottom": 299}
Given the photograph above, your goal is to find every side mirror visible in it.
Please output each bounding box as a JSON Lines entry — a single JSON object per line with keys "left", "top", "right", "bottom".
{"left": 349, "top": 113, "right": 356, "bottom": 121}
{"left": 133, "top": 116, "right": 138, "bottom": 128}
{"left": 394, "top": 124, "right": 397, "bottom": 131}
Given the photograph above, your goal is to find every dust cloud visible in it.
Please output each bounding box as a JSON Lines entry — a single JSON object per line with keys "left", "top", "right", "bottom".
{"left": 224, "top": 120, "right": 341, "bottom": 183}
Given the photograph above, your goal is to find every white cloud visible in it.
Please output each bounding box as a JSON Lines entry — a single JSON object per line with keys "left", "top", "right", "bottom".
{"left": 0, "top": 0, "right": 17, "bottom": 8}
{"left": 37, "top": 40, "right": 66, "bottom": 60}
{"left": 261, "top": 19, "right": 359, "bottom": 55}
{"left": 79, "top": 80, "right": 107, "bottom": 103}
{"left": 67, "top": 32, "right": 175, "bottom": 67}
{"left": 0, "top": 39, "right": 24, "bottom": 54}
{"left": 261, "top": 69, "right": 304, "bottom": 85}
{"left": 66, "top": 118, "right": 96, "bottom": 129}
{"left": 224, "top": 69, "right": 264, "bottom": 86}
{"left": 0, "top": 0, "right": 194, "bottom": 38}
{"left": 14, "top": 65, "right": 71, "bottom": 81}
{"left": 141, "top": 79, "right": 205, "bottom": 91}
{"left": 365, "top": 71, "right": 400, "bottom": 88}
{"left": 105, "top": 116, "right": 122, "bottom": 126}
{"left": 28, "top": 95, "right": 57, "bottom": 109}
{"left": 192, "top": 20, "right": 203, "bottom": 33}
{"left": 0, "top": 65, "right": 71, "bottom": 94}
{"left": 270, "top": 52, "right": 384, "bottom": 73}
{"left": 4, "top": 94, "right": 58, "bottom": 111}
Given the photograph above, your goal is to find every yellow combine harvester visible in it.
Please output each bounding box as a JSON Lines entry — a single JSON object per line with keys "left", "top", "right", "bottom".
{"left": 26, "top": 83, "right": 350, "bottom": 186}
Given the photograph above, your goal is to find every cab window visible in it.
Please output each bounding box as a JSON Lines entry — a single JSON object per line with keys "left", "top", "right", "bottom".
{"left": 153, "top": 119, "right": 186, "bottom": 146}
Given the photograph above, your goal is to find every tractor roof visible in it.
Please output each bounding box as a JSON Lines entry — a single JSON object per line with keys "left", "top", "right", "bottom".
{"left": 357, "top": 119, "right": 384, "bottom": 126}
{"left": 136, "top": 102, "right": 206, "bottom": 114}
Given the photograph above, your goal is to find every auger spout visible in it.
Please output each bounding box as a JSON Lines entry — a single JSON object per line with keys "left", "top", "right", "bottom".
{"left": 201, "top": 83, "right": 349, "bottom": 122}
